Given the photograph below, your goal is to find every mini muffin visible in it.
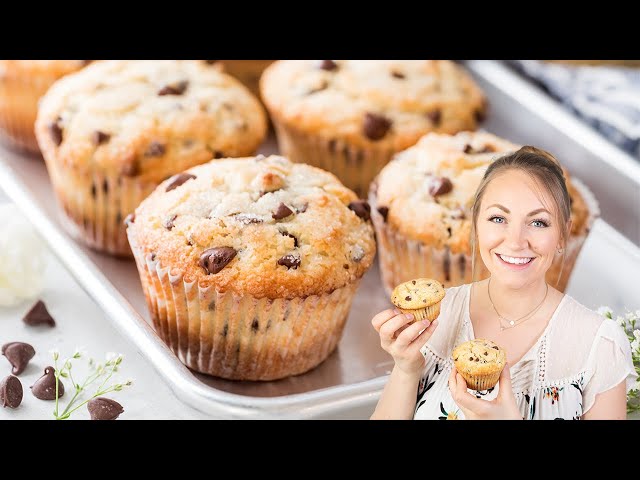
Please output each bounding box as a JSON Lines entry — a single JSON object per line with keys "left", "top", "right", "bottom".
{"left": 35, "top": 60, "right": 267, "bottom": 256}
{"left": 261, "top": 60, "right": 487, "bottom": 197}
{"left": 390, "top": 278, "right": 444, "bottom": 323}
{"left": 0, "top": 60, "right": 90, "bottom": 152}
{"left": 369, "top": 131, "right": 599, "bottom": 293}
{"left": 126, "top": 154, "right": 376, "bottom": 381}
{"left": 452, "top": 339, "right": 506, "bottom": 391}
{"left": 220, "top": 61, "right": 274, "bottom": 98}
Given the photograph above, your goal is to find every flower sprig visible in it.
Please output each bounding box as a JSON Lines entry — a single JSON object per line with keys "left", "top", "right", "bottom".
{"left": 597, "top": 306, "right": 640, "bottom": 413}
{"left": 50, "top": 349, "right": 133, "bottom": 420}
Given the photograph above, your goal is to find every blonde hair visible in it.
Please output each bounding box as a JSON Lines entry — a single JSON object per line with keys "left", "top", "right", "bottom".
{"left": 470, "top": 146, "right": 572, "bottom": 286}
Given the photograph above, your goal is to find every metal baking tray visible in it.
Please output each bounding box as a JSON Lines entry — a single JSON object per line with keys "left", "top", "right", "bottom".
{"left": 0, "top": 60, "right": 639, "bottom": 419}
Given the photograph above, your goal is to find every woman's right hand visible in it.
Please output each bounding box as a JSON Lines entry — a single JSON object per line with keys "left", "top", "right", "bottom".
{"left": 371, "top": 309, "right": 439, "bottom": 376}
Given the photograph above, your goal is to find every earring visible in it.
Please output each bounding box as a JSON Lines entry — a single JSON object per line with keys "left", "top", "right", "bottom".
{"left": 557, "top": 247, "right": 564, "bottom": 254}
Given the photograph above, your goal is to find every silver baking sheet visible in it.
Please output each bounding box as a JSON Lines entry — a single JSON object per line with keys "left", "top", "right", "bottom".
{"left": 0, "top": 60, "right": 639, "bottom": 419}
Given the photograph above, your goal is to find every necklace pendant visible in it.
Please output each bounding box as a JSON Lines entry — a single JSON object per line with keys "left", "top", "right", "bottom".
{"left": 509, "top": 320, "right": 515, "bottom": 326}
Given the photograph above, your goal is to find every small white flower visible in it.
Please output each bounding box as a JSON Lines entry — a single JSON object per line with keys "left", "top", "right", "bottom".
{"left": 617, "top": 316, "right": 627, "bottom": 328}
{"left": 635, "top": 310, "right": 640, "bottom": 318}
{"left": 634, "top": 330, "right": 640, "bottom": 341}
{"left": 49, "top": 349, "right": 59, "bottom": 361}
{"left": 73, "top": 346, "right": 86, "bottom": 359}
{"left": 597, "top": 306, "right": 613, "bottom": 318}
{"left": 625, "top": 311, "right": 637, "bottom": 321}
{"left": 632, "top": 339, "right": 640, "bottom": 352}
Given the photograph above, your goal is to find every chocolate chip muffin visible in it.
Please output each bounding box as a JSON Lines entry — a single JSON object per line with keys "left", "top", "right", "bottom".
{"left": 391, "top": 278, "right": 445, "bottom": 323}
{"left": 260, "top": 60, "right": 487, "bottom": 197}
{"left": 35, "top": 60, "right": 268, "bottom": 256}
{"left": 0, "top": 60, "right": 90, "bottom": 152}
{"left": 126, "top": 154, "right": 376, "bottom": 381}
{"left": 452, "top": 339, "right": 506, "bottom": 391}
{"left": 369, "top": 131, "right": 598, "bottom": 293}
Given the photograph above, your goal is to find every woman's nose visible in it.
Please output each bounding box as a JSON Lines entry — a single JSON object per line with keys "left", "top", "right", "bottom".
{"left": 505, "top": 224, "right": 528, "bottom": 250}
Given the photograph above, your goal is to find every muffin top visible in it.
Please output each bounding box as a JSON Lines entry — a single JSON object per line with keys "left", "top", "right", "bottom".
{"left": 372, "top": 131, "right": 593, "bottom": 254}
{"left": 391, "top": 278, "right": 445, "bottom": 310}
{"left": 452, "top": 339, "right": 506, "bottom": 376}
{"left": 127, "top": 155, "right": 376, "bottom": 299}
{"left": 0, "top": 60, "right": 90, "bottom": 80}
{"left": 260, "top": 60, "right": 487, "bottom": 150}
{"left": 35, "top": 60, "right": 267, "bottom": 183}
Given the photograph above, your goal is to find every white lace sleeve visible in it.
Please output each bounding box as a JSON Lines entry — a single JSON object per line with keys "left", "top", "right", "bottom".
{"left": 582, "top": 319, "right": 638, "bottom": 414}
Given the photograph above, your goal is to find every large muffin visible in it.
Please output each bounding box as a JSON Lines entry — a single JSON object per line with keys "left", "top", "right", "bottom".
{"left": 35, "top": 60, "right": 267, "bottom": 256}
{"left": 126, "top": 154, "right": 376, "bottom": 381}
{"left": 261, "top": 60, "right": 487, "bottom": 197}
{"left": 370, "top": 131, "right": 598, "bottom": 293}
{"left": 0, "top": 60, "right": 90, "bottom": 152}
{"left": 453, "top": 339, "right": 506, "bottom": 391}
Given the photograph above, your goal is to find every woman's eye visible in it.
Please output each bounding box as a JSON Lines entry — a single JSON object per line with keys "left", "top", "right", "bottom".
{"left": 489, "top": 216, "right": 504, "bottom": 224}
{"left": 532, "top": 219, "right": 549, "bottom": 228}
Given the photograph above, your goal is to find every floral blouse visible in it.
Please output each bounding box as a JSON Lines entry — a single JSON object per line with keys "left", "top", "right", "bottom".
{"left": 414, "top": 284, "right": 637, "bottom": 420}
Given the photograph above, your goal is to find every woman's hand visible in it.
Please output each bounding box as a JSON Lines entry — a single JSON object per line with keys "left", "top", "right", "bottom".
{"left": 371, "top": 308, "right": 438, "bottom": 376}
{"left": 448, "top": 364, "right": 523, "bottom": 420}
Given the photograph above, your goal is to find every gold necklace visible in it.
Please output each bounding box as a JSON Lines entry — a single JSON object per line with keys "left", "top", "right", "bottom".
{"left": 487, "top": 277, "right": 549, "bottom": 331}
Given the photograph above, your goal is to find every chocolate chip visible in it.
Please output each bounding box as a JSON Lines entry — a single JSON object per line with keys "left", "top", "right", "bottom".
{"left": 428, "top": 176, "right": 453, "bottom": 197}
{"left": 145, "top": 141, "right": 166, "bottom": 157}
{"left": 49, "top": 118, "right": 63, "bottom": 146}
{"left": 1, "top": 342, "right": 35, "bottom": 376}
{"left": 277, "top": 254, "right": 301, "bottom": 270}
{"left": 251, "top": 319, "right": 259, "bottom": 332}
{"left": 90, "top": 184, "right": 97, "bottom": 198}
{"left": 475, "top": 108, "right": 486, "bottom": 123}
{"left": 214, "top": 150, "right": 225, "bottom": 159}
{"left": 412, "top": 280, "right": 416, "bottom": 285}
{"left": 348, "top": 200, "right": 371, "bottom": 221}
{"left": 121, "top": 161, "right": 139, "bottom": 177}
{"left": 363, "top": 113, "right": 392, "bottom": 141}
{"left": 124, "top": 213, "right": 135, "bottom": 226}
{"left": 319, "top": 60, "right": 338, "bottom": 71}
{"left": 343, "top": 264, "right": 349, "bottom": 270}
{"left": 91, "top": 130, "right": 111, "bottom": 146}
{"left": 87, "top": 397, "right": 124, "bottom": 420}
{"left": 377, "top": 206, "right": 389, "bottom": 222}
{"left": 199, "top": 247, "right": 237, "bottom": 275}
{"left": 391, "top": 71, "right": 405, "bottom": 79}
{"left": 423, "top": 299, "right": 427, "bottom": 303}
{"left": 282, "top": 231, "right": 299, "bottom": 247}
{"left": 405, "top": 296, "right": 412, "bottom": 301}
{"left": 31, "top": 366, "right": 64, "bottom": 400}
{"left": 22, "top": 300, "right": 56, "bottom": 328}
{"left": 484, "top": 351, "right": 488, "bottom": 356}
{"left": 0, "top": 375, "right": 22, "bottom": 408}
{"left": 103, "top": 179, "right": 109, "bottom": 194}
{"left": 163, "top": 214, "right": 178, "bottom": 231}
{"left": 492, "top": 346, "right": 499, "bottom": 350}
{"left": 272, "top": 203, "right": 294, "bottom": 220}
{"left": 158, "top": 80, "right": 189, "bottom": 96}
{"left": 165, "top": 173, "right": 196, "bottom": 192}
{"left": 426, "top": 110, "right": 442, "bottom": 126}
{"left": 447, "top": 227, "right": 452, "bottom": 238}
{"left": 469, "top": 356, "right": 473, "bottom": 361}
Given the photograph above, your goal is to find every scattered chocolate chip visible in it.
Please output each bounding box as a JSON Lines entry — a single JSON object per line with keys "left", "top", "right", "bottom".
{"left": 348, "top": 200, "right": 371, "bottom": 221}
{"left": 121, "top": 161, "right": 139, "bottom": 177}
{"left": 90, "top": 184, "right": 97, "bottom": 198}
{"left": 165, "top": 173, "right": 197, "bottom": 192}
{"left": 199, "top": 247, "right": 237, "bottom": 275}
{"left": 214, "top": 150, "right": 225, "bottom": 159}
{"left": 251, "top": 319, "right": 259, "bottom": 332}
{"left": 1, "top": 342, "right": 35, "bottom": 376}
{"left": 0, "top": 375, "right": 22, "bottom": 408}
{"left": 469, "top": 356, "right": 473, "bottom": 361}
{"left": 423, "top": 299, "right": 427, "bottom": 303}
{"left": 91, "top": 130, "right": 111, "bottom": 146}
{"left": 281, "top": 231, "right": 299, "bottom": 247}
{"left": 31, "top": 366, "right": 64, "bottom": 400}
{"left": 145, "top": 141, "right": 166, "bottom": 157}
{"left": 474, "top": 358, "right": 479, "bottom": 362}
{"left": 272, "top": 203, "right": 294, "bottom": 220}
{"left": 492, "top": 346, "right": 499, "bottom": 350}
{"left": 163, "top": 214, "right": 178, "bottom": 231}
{"left": 391, "top": 71, "right": 405, "bottom": 79}
{"left": 22, "top": 300, "right": 56, "bottom": 328}
{"left": 412, "top": 280, "right": 416, "bottom": 285}
{"left": 158, "top": 80, "right": 189, "bottom": 96}
{"left": 363, "top": 113, "right": 392, "bottom": 141}
{"left": 277, "top": 254, "right": 301, "bottom": 270}
{"left": 103, "top": 179, "right": 109, "bottom": 194}
{"left": 484, "top": 351, "right": 488, "bottom": 356}
{"left": 447, "top": 227, "right": 452, "bottom": 238}
{"left": 124, "top": 213, "right": 135, "bottom": 226}
{"left": 88, "top": 397, "right": 124, "bottom": 420}
{"left": 426, "top": 110, "right": 442, "bottom": 126}
{"left": 49, "top": 118, "right": 63, "bottom": 146}
{"left": 377, "top": 206, "right": 389, "bottom": 222}
{"left": 405, "top": 296, "right": 412, "bottom": 301}
{"left": 343, "top": 264, "right": 349, "bottom": 270}
{"left": 319, "top": 60, "right": 338, "bottom": 71}
{"left": 150, "top": 253, "right": 156, "bottom": 262}
{"left": 428, "top": 176, "right": 453, "bottom": 197}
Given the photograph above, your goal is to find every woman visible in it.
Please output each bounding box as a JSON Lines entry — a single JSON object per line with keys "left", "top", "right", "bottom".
{"left": 370, "top": 146, "right": 637, "bottom": 420}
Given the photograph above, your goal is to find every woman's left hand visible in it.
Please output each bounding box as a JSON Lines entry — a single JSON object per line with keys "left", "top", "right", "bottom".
{"left": 448, "top": 364, "right": 523, "bottom": 420}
